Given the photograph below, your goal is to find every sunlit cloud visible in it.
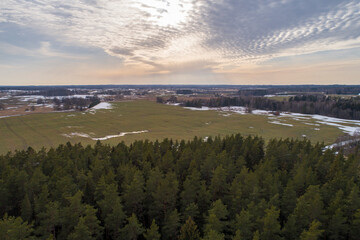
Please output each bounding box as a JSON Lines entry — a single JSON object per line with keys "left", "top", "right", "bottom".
{"left": 0, "top": 0, "right": 359, "bottom": 84}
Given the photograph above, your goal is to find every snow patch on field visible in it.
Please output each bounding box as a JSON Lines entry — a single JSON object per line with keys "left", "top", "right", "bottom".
{"left": 184, "top": 106, "right": 210, "bottom": 111}
{"left": 252, "top": 109, "right": 272, "bottom": 115}
{"left": 304, "top": 122, "right": 320, "bottom": 126}
{"left": 312, "top": 115, "right": 360, "bottom": 125}
{"left": 0, "top": 114, "right": 24, "bottom": 119}
{"left": 181, "top": 105, "right": 360, "bottom": 135}
{"left": 62, "top": 130, "right": 148, "bottom": 140}
{"left": 92, "top": 102, "right": 112, "bottom": 110}
{"left": 316, "top": 121, "right": 359, "bottom": 135}
{"left": 324, "top": 139, "right": 360, "bottom": 150}
{"left": 269, "top": 121, "right": 293, "bottom": 127}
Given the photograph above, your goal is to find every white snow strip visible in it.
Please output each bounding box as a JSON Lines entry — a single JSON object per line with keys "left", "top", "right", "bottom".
{"left": 312, "top": 115, "right": 360, "bottom": 126}
{"left": 62, "top": 130, "right": 148, "bottom": 140}
{"left": 184, "top": 106, "right": 210, "bottom": 111}
{"left": 316, "top": 121, "right": 360, "bottom": 135}
{"left": 304, "top": 122, "right": 320, "bottom": 126}
{"left": 324, "top": 139, "right": 360, "bottom": 150}
{"left": 0, "top": 114, "right": 25, "bottom": 119}
{"left": 251, "top": 109, "right": 272, "bottom": 115}
{"left": 92, "top": 102, "right": 113, "bottom": 110}
{"left": 269, "top": 121, "right": 293, "bottom": 127}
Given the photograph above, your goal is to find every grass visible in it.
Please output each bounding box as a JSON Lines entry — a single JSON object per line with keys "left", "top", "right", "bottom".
{"left": 0, "top": 100, "right": 346, "bottom": 154}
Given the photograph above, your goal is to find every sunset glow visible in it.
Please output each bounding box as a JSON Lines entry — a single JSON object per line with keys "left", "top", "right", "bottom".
{"left": 0, "top": 0, "right": 359, "bottom": 85}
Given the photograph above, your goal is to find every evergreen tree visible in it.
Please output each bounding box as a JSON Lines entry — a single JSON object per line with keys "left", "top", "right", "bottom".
{"left": 0, "top": 214, "right": 34, "bottom": 240}
{"left": 143, "top": 219, "right": 160, "bottom": 240}
{"left": 185, "top": 200, "right": 200, "bottom": 215}
{"left": 179, "top": 217, "right": 200, "bottom": 240}
{"left": 299, "top": 220, "right": 324, "bottom": 240}
{"left": 252, "top": 230, "right": 260, "bottom": 240}
{"left": 210, "top": 165, "right": 228, "bottom": 201}
{"left": 61, "top": 190, "right": 85, "bottom": 238}
{"left": 261, "top": 206, "right": 282, "bottom": 240}
{"left": 162, "top": 209, "right": 180, "bottom": 240}
{"left": 121, "top": 213, "right": 144, "bottom": 240}
{"left": 36, "top": 201, "right": 61, "bottom": 239}
{"left": 203, "top": 229, "right": 225, "bottom": 240}
{"left": 234, "top": 209, "right": 254, "bottom": 240}
{"left": 204, "top": 199, "right": 228, "bottom": 234}
{"left": 122, "top": 170, "right": 145, "bottom": 217}
{"left": 327, "top": 208, "right": 347, "bottom": 240}
{"left": 83, "top": 205, "right": 103, "bottom": 240}
{"left": 98, "top": 184, "right": 125, "bottom": 239}
{"left": 68, "top": 217, "right": 93, "bottom": 240}
{"left": 280, "top": 181, "right": 297, "bottom": 219}
{"left": 349, "top": 209, "right": 360, "bottom": 240}
{"left": 284, "top": 185, "right": 323, "bottom": 237}
{"left": 151, "top": 172, "right": 178, "bottom": 222}
{"left": 20, "top": 194, "right": 32, "bottom": 223}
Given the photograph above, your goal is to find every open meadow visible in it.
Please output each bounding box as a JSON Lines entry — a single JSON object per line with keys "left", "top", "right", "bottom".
{"left": 0, "top": 100, "right": 352, "bottom": 154}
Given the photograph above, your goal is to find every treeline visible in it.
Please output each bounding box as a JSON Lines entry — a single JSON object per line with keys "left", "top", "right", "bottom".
{"left": 237, "top": 86, "right": 360, "bottom": 96}
{"left": 1, "top": 135, "right": 360, "bottom": 239}
{"left": 176, "top": 90, "right": 194, "bottom": 95}
{"left": 182, "top": 96, "right": 360, "bottom": 120}
{"left": 21, "top": 88, "right": 75, "bottom": 97}
{"left": 52, "top": 97, "right": 100, "bottom": 111}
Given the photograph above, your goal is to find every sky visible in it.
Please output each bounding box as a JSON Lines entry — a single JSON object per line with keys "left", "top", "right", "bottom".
{"left": 0, "top": 0, "right": 359, "bottom": 85}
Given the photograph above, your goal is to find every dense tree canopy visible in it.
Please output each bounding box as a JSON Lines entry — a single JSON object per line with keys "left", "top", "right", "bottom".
{"left": 0, "top": 134, "right": 359, "bottom": 239}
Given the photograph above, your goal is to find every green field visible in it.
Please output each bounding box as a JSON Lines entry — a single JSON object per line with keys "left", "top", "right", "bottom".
{"left": 0, "top": 100, "right": 346, "bottom": 153}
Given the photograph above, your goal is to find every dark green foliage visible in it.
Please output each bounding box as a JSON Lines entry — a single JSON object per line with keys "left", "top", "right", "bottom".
{"left": 161, "top": 209, "right": 180, "bottom": 240}
{"left": 121, "top": 213, "right": 144, "bottom": 240}
{"left": 204, "top": 199, "right": 228, "bottom": 234}
{"left": 143, "top": 219, "right": 160, "bottom": 240}
{"left": 0, "top": 134, "right": 359, "bottom": 239}
{"left": 261, "top": 206, "right": 282, "bottom": 240}
{"left": 299, "top": 220, "right": 324, "bottom": 240}
{"left": 179, "top": 217, "right": 200, "bottom": 240}
{"left": 0, "top": 214, "right": 34, "bottom": 240}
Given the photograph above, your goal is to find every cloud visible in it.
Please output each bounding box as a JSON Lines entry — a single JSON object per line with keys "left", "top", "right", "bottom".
{"left": 109, "top": 47, "right": 134, "bottom": 56}
{"left": 0, "top": 0, "right": 359, "bottom": 78}
{"left": 0, "top": 41, "right": 86, "bottom": 59}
